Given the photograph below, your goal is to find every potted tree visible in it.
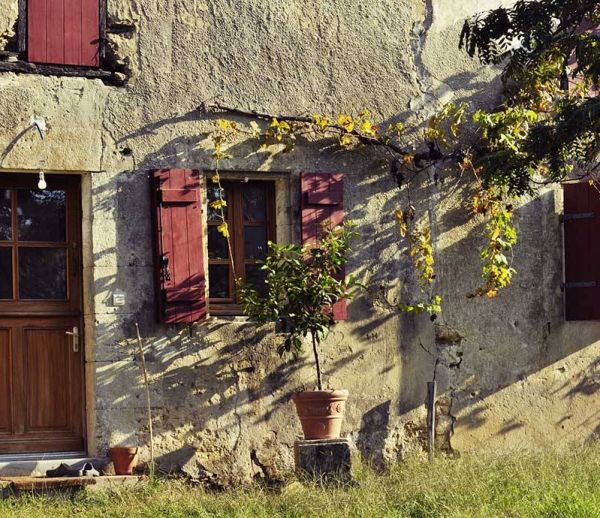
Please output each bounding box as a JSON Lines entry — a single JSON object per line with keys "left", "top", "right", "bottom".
{"left": 240, "top": 221, "right": 361, "bottom": 440}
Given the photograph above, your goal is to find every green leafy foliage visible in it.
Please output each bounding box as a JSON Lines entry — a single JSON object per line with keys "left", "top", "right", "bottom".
{"left": 209, "top": 0, "right": 600, "bottom": 308}
{"left": 239, "top": 222, "right": 362, "bottom": 389}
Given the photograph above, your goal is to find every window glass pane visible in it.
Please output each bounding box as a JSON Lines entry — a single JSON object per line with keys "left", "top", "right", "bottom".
{"left": 207, "top": 185, "right": 228, "bottom": 221}
{"left": 17, "top": 190, "right": 66, "bottom": 242}
{"left": 208, "top": 227, "right": 229, "bottom": 259}
{"left": 244, "top": 226, "right": 268, "bottom": 259}
{"left": 0, "top": 189, "right": 11, "bottom": 241}
{"left": 243, "top": 184, "right": 267, "bottom": 222}
{"left": 19, "top": 247, "right": 67, "bottom": 299}
{"left": 245, "top": 264, "right": 267, "bottom": 297}
{"left": 0, "top": 248, "right": 12, "bottom": 299}
{"left": 209, "top": 264, "right": 229, "bottom": 299}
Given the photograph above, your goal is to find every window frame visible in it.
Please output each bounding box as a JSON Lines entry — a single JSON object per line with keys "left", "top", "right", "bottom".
{"left": 207, "top": 180, "right": 276, "bottom": 316}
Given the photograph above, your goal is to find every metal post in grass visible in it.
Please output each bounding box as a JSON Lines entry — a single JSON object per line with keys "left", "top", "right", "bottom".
{"left": 427, "top": 381, "right": 436, "bottom": 463}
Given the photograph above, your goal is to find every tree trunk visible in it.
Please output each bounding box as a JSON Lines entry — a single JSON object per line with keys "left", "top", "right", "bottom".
{"left": 311, "top": 331, "right": 323, "bottom": 390}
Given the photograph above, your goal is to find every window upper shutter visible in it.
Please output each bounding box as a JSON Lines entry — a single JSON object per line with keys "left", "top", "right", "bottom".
{"left": 28, "top": 0, "right": 100, "bottom": 67}
{"left": 563, "top": 181, "right": 600, "bottom": 320}
{"left": 152, "top": 169, "right": 207, "bottom": 324}
{"left": 300, "top": 172, "right": 347, "bottom": 321}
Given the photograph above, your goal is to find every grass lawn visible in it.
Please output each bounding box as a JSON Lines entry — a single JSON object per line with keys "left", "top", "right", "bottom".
{"left": 2, "top": 444, "right": 600, "bottom": 517}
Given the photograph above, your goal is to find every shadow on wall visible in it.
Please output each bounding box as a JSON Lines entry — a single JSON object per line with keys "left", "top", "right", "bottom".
{"left": 88, "top": 82, "right": 600, "bottom": 480}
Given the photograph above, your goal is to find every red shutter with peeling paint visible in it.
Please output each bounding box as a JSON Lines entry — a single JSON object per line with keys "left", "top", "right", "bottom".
{"left": 152, "top": 169, "right": 207, "bottom": 324}
{"left": 563, "top": 182, "right": 600, "bottom": 320}
{"left": 28, "top": 0, "right": 100, "bottom": 66}
{"left": 300, "top": 172, "right": 347, "bottom": 320}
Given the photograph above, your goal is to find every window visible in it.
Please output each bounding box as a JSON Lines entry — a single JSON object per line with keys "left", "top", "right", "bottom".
{"left": 207, "top": 181, "right": 276, "bottom": 314}
{"left": 151, "top": 170, "right": 345, "bottom": 324}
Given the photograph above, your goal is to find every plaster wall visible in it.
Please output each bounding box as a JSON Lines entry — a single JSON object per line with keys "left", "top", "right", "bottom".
{"left": 0, "top": 0, "right": 597, "bottom": 485}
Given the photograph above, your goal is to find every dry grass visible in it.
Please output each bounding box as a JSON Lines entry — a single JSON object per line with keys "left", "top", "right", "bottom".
{"left": 3, "top": 444, "right": 600, "bottom": 517}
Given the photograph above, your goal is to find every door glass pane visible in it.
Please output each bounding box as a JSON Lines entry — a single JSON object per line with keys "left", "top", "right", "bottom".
{"left": 244, "top": 226, "right": 268, "bottom": 259}
{"left": 209, "top": 264, "right": 229, "bottom": 298}
{"left": 17, "top": 190, "right": 66, "bottom": 242}
{"left": 206, "top": 185, "right": 228, "bottom": 221}
{"left": 208, "top": 227, "right": 229, "bottom": 259}
{"left": 0, "top": 189, "right": 11, "bottom": 241}
{"left": 245, "top": 264, "right": 267, "bottom": 297}
{"left": 0, "top": 248, "right": 12, "bottom": 299}
{"left": 19, "top": 247, "right": 67, "bottom": 299}
{"left": 243, "top": 185, "right": 266, "bottom": 222}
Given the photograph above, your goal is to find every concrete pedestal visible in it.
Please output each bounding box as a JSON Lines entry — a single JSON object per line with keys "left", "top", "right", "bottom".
{"left": 294, "top": 438, "right": 351, "bottom": 482}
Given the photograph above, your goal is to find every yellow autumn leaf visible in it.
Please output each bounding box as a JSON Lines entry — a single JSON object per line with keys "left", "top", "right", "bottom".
{"left": 339, "top": 134, "right": 354, "bottom": 147}
{"left": 209, "top": 199, "right": 227, "bottom": 209}
{"left": 211, "top": 174, "right": 220, "bottom": 184}
{"left": 395, "top": 209, "right": 407, "bottom": 237}
{"left": 218, "top": 119, "right": 230, "bottom": 130}
{"left": 250, "top": 121, "right": 260, "bottom": 136}
{"left": 337, "top": 114, "right": 355, "bottom": 133}
{"left": 217, "top": 222, "right": 229, "bottom": 238}
{"left": 360, "top": 120, "right": 376, "bottom": 136}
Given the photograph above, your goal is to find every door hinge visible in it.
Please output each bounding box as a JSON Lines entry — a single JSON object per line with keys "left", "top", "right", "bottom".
{"left": 560, "top": 212, "right": 595, "bottom": 222}
{"left": 561, "top": 281, "right": 597, "bottom": 291}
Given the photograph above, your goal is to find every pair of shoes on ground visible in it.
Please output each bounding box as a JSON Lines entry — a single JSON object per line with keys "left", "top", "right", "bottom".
{"left": 46, "top": 462, "right": 100, "bottom": 478}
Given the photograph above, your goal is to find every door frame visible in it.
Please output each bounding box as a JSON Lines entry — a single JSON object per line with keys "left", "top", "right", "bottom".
{"left": 0, "top": 171, "right": 89, "bottom": 457}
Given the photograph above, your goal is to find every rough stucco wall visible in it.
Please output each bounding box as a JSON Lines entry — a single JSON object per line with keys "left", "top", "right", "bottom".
{"left": 0, "top": 0, "right": 17, "bottom": 50}
{"left": 1, "top": 0, "right": 599, "bottom": 485}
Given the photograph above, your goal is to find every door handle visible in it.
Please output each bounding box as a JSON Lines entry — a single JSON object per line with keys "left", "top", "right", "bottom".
{"left": 66, "top": 326, "right": 80, "bottom": 353}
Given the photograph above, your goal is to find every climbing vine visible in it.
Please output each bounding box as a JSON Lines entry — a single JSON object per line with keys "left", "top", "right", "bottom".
{"left": 204, "top": 0, "right": 599, "bottom": 317}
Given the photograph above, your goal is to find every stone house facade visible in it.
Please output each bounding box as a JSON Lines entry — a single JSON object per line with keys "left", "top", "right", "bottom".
{"left": 0, "top": 0, "right": 598, "bottom": 485}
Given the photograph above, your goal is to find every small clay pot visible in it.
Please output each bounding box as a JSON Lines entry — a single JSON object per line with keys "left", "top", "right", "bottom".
{"left": 292, "top": 390, "right": 349, "bottom": 440}
{"left": 109, "top": 446, "right": 139, "bottom": 475}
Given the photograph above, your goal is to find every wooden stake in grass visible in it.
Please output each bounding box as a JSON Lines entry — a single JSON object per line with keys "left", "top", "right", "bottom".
{"left": 135, "top": 322, "right": 155, "bottom": 476}
{"left": 427, "top": 381, "right": 436, "bottom": 463}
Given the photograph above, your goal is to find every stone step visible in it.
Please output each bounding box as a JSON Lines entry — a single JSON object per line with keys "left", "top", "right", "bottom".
{"left": 0, "top": 456, "right": 109, "bottom": 477}
{"left": 0, "top": 475, "right": 144, "bottom": 497}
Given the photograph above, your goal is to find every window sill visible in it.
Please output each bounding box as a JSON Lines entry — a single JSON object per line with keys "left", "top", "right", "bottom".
{"left": 0, "top": 58, "right": 126, "bottom": 86}
{"left": 209, "top": 304, "right": 244, "bottom": 317}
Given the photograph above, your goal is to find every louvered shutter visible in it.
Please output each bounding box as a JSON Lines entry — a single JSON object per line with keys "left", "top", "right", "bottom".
{"left": 152, "top": 169, "right": 207, "bottom": 324}
{"left": 563, "top": 182, "right": 600, "bottom": 320}
{"left": 28, "top": 0, "right": 100, "bottom": 66}
{"left": 300, "top": 172, "right": 347, "bottom": 320}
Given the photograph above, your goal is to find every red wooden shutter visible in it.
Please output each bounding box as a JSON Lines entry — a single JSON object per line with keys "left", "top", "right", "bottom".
{"left": 152, "top": 169, "right": 207, "bottom": 324}
{"left": 300, "top": 172, "right": 347, "bottom": 320}
{"left": 563, "top": 182, "right": 600, "bottom": 320}
{"left": 28, "top": 0, "right": 100, "bottom": 66}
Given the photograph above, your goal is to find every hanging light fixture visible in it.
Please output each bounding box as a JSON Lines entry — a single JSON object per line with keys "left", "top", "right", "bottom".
{"left": 31, "top": 117, "right": 48, "bottom": 190}
{"left": 37, "top": 171, "right": 47, "bottom": 190}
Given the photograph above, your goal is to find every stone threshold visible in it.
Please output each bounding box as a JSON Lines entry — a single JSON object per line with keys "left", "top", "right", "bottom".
{"left": 0, "top": 456, "right": 107, "bottom": 477}
{"left": 0, "top": 475, "right": 144, "bottom": 496}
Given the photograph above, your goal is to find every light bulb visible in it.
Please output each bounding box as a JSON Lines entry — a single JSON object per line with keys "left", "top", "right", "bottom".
{"left": 38, "top": 171, "right": 47, "bottom": 190}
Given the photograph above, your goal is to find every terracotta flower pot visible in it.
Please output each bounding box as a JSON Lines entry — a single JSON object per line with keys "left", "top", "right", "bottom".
{"left": 292, "top": 390, "right": 349, "bottom": 440}
{"left": 109, "top": 446, "right": 139, "bottom": 475}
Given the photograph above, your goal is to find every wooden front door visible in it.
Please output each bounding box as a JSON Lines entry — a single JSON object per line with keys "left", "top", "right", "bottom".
{"left": 0, "top": 174, "right": 84, "bottom": 454}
